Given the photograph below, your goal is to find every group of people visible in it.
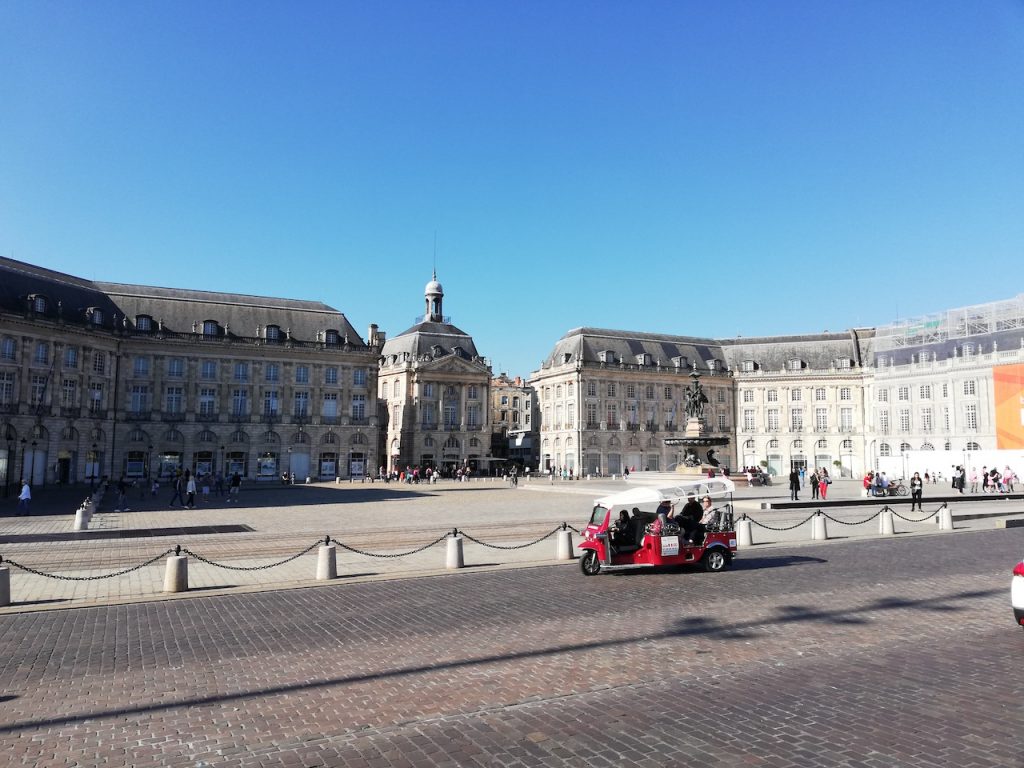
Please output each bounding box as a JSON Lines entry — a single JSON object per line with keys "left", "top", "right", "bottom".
{"left": 614, "top": 493, "right": 718, "bottom": 545}
{"left": 964, "top": 465, "right": 1017, "bottom": 494}
{"left": 788, "top": 467, "right": 832, "bottom": 501}
{"left": 109, "top": 469, "right": 243, "bottom": 512}
{"left": 743, "top": 466, "right": 771, "bottom": 486}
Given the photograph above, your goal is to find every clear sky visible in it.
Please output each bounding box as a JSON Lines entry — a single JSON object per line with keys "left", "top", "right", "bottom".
{"left": 2, "top": 1, "right": 1022, "bottom": 378}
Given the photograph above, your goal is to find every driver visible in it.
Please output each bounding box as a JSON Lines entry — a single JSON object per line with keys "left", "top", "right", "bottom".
{"left": 611, "top": 509, "right": 632, "bottom": 547}
{"left": 678, "top": 493, "right": 703, "bottom": 544}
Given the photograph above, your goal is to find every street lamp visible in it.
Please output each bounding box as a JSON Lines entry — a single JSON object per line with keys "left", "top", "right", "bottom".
{"left": 286, "top": 446, "right": 292, "bottom": 484}
{"left": 147, "top": 444, "right": 153, "bottom": 481}
{"left": 19, "top": 438, "right": 27, "bottom": 485}
{"left": 3, "top": 437, "right": 12, "bottom": 497}
{"left": 88, "top": 442, "right": 98, "bottom": 490}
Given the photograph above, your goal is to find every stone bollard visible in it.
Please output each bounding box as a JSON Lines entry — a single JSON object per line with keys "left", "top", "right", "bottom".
{"left": 163, "top": 553, "right": 188, "bottom": 593}
{"left": 446, "top": 531, "right": 464, "bottom": 569}
{"left": 555, "top": 528, "right": 573, "bottom": 560}
{"left": 811, "top": 512, "right": 828, "bottom": 541}
{"left": 0, "top": 566, "right": 10, "bottom": 607}
{"left": 74, "top": 507, "right": 89, "bottom": 531}
{"left": 879, "top": 509, "right": 895, "bottom": 536}
{"left": 938, "top": 505, "right": 954, "bottom": 531}
{"left": 736, "top": 516, "right": 753, "bottom": 548}
{"left": 316, "top": 542, "right": 337, "bottom": 580}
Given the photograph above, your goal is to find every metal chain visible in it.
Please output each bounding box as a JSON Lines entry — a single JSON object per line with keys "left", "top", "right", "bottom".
{"left": 566, "top": 524, "right": 583, "bottom": 534}
{"left": 820, "top": 509, "right": 883, "bottom": 526}
{"left": 891, "top": 504, "right": 946, "bottom": 523}
{"left": 330, "top": 533, "right": 450, "bottom": 559}
{"left": 181, "top": 541, "right": 322, "bottom": 571}
{"left": 1, "top": 549, "right": 175, "bottom": 581}
{"left": 459, "top": 526, "right": 562, "bottom": 550}
{"left": 745, "top": 513, "right": 818, "bottom": 531}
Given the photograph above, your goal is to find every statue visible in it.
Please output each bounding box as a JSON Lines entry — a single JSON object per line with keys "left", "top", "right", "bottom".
{"left": 706, "top": 449, "right": 720, "bottom": 467}
{"left": 683, "top": 374, "right": 709, "bottom": 420}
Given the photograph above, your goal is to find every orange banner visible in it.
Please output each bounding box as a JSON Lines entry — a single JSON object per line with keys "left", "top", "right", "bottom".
{"left": 994, "top": 363, "right": 1024, "bottom": 449}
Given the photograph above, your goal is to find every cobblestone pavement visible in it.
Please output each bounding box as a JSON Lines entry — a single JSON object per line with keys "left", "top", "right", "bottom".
{"left": 1, "top": 478, "right": 1022, "bottom": 608}
{"left": 0, "top": 528, "right": 1021, "bottom": 766}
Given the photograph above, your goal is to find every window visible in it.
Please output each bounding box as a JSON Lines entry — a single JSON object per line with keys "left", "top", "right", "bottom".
{"left": 840, "top": 408, "right": 853, "bottom": 431}
{"left": 586, "top": 402, "right": 598, "bottom": 427}
{"left": 322, "top": 392, "right": 338, "bottom": 418}
{"left": 587, "top": 381, "right": 598, "bottom": 397}
{"left": 942, "top": 383, "right": 948, "bottom": 398}
{"left": 199, "top": 388, "right": 217, "bottom": 416}
{"left": 966, "top": 441, "right": 980, "bottom": 451}
{"left": 787, "top": 359, "right": 803, "bottom": 371}
{"left": 839, "top": 387, "right": 851, "bottom": 401}
{"left": 742, "top": 390, "right": 754, "bottom": 403}
{"left": 815, "top": 408, "right": 828, "bottom": 431}
{"left": 468, "top": 385, "right": 479, "bottom": 400}
{"left": 878, "top": 389, "right": 888, "bottom": 403}
{"left": 879, "top": 410, "right": 890, "bottom": 432}
{"left": 717, "top": 414, "right": 727, "bottom": 431}
{"left": 130, "top": 384, "right": 150, "bottom": 412}
{"left": 263, "top": 389, "right": 279, "bottom": 415}
{"left": 741, "top": 360, "right": 756, "bottom": 372}
{"left": 500, "top": 395, "right": 509, "bottom": 406}
{"left": 606, "top": 403, "right": 618, "bottom": 427}
{"left": 767, "top": 390, "right": 778, "bottom": 402}
{"left": 325, "top": 367, "right": 339, "bottom": 386}
{"left": 899, "top": 409, "right": 911, "bottom": 432}
{"left": 265, "top": 325, "right": 281, "bottom": 341}
{"left": 423, "top": 382, "right": 433, "bottom": 398}
{"left": 791, "top": 389, "right": 802, "bottom": 402}
{"left": 295, "top": 366, "right": 309, "bottom": 384}
{"left": 767, "top": 409, "right": 779, "bottom": 431}
{"left": 0, "top": 372, "right": 14, "bottom": 404}
{"left": 743, "top": 410, "right": 755, "bottom": 431}
{"left": 61, "top": 346, "right": 78, "bottom": 369}
{"left": 167, "top": 358, "right": 184, "bottom": 377}
{"left": 964, "top": 404, "right": 977, "bottom": 430}
{"left": 841, "top": 439, "right": 853, "bottom": 450}
{"left": 566, "top": 403, "right": 575, "bottom": 428}
{"left": 919, "top": 385, "right": 931, "bottom": 400}
{"left": 607, "top": 383, "right": 616, "bottom": 397}
{"left": 35, "top": 342, "right": 49, "bottom": 365}
{"left": 664, "top": 385, "right": 671, "bottom": 399}
{"left": 352, "top": 367, "right": 366, "bottom": 387}
{"left": 135, "top": 315, "right": 152, "bottom": 332}
{"left": 32, "top": 295, "right": 47, "bottom": 313}
{"left": 234, "top": 362, "right": 249, "bottom": 381}
{"left": 88, "top": 383, "right": 103, "bottom": 412}
{"left": 201, "top": 360, "right": 217, "bottom": 379}
{"left": 814, "top": 388, "right": 826, "bottom": 401}
{"left": 921, "top": 408, "right": 933, "bottom": 432}
{"left": 879, "top": 443, "right": 891, "bottom": 457}
{"left": 165, "top": 386, "right": 184, "bottom": 413}
{"left": 133, "top": 356, "right": 149, "bottom": 376}
{"left": 622, "top": 384, "right": 633, "bottom": 399}
{"left": 899, "top": 442, "right": 912, "bottom": 453}
{"left": 325, "top": 329, "right": 340, "bottom": 346}
{"left": 1, "top": 338, "right": 15, "bottom": 360}
{"left": 897, "top": 387, "right": 909, "bottom": 401}
{"left": 645, "top": 384, "right": 654, "bottom": 400}
{"left": 260, "top": 363, "right": 278, "bottom": 382}
{"left": 27, "top": 375, "right": 44, "bottom": 405}
{"left": 717, "top": 389, "right": 726, "bottom": 403}
{"left": 231, "top": 389, "right": 248, "bottom": 416}
{"left": 836, "top": 358, "right": 852, "bottom": 370}
{"left": 294, "top": 391, "right": 309, "bottom": 416}
{"left": 944, "top": 407, "right": 950, "bottom": 431}
{"left": 66, "top": 380, "right": 81, "bottom": 406}
{"left": 467, "top": 404, "right": 481, "bottom": 427}
{"left": 963, "top": 380, "right": 976, "bottom": 396}
{"left": 790, "top": 409, "right": 803, "bottom": 431}
{"left": 203, "top": 320, "right": 219, "bottom": 336}
{"left": 90, "top": 308, "right": 104, "bottom": 325}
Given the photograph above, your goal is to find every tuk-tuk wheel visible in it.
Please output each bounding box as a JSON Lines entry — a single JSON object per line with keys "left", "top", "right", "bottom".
{"left": 579, "top": 550, "right": 601, "bottom": 576}
{"left": 703, "top": 548, "right": 728, "bottom": 573}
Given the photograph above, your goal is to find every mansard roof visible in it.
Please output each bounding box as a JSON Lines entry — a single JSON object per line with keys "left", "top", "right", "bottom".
{"left": 537, "top": 327, "right": 725, "bottom": 371}
{"left": 381, "top": 320, "right": 482, "bottom": 362}
{"left": 720, "top": 329, "right": 874, "bottom": 371}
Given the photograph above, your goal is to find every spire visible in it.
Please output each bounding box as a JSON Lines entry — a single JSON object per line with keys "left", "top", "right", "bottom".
{"left": 425, "top": 272, "right": 444, "bottom": 322}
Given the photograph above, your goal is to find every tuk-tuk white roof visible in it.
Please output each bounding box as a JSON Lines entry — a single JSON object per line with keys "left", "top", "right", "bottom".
{"left": 594, "top": 477, "right": 735, "bottom": 510}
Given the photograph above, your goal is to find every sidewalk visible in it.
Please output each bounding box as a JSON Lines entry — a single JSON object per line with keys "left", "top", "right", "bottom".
{"left": 1, "top": 475, "right": 1022, "bottom": 613}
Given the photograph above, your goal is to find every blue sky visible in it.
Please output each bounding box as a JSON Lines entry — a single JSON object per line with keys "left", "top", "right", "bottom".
{"left": 2, "top": 1, "right": 1022, "bottom": 378}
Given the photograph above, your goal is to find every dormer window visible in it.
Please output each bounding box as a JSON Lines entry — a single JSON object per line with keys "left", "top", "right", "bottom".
{"left": 787, "top": 358, "right": 804, "bottom": 371}
{"left": 637, "top": 353, "right": 651, "bottom": 366}
{"left": 599, "top": 350, "right": 616, "bottom": 364}
{"left": 88, "top": 307, "right": 104, "bottom": 325}
{"left": 325, "top": 329, "right": 340, "bottom": 346}
{"left": 741, "top": 360, "right": 757, "bottom": 373}
{"left": 453, "top": 346, "right": 465, "bottom": 358}
{"left": 29, "top": 294, "right": 47, "bottom": 313}
{"left": 431, "top": 345, "right": 443, "bottom": 358}
{"left": 835, "top": 358, "right": 852, "bottom": 369}
{"left": 203, "top": 320, "right": 219, "bottom": 337}
{"left": 135, "top": 315, "right": 153, "bottom": 332}
{"left": 265, "top": 325, "right": 281, "bottom": 342}
{"left": 671, "top": 356, "right": 687, "bottom": 369}
{"left": 707, "top": 360, "right": 720, "bottom": 372}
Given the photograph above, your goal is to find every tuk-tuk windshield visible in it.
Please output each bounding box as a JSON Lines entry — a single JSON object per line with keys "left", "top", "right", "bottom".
{"left": 589, "top": 506, "right": 609, "bottom": 527}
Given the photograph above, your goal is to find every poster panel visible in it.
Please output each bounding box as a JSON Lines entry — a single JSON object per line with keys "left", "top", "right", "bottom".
{"left": 994, "top": 363, "right": 1024, "bottom": 449}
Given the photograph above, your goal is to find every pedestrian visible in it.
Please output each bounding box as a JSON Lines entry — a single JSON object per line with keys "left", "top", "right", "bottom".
{"left": 910, "top": 471, "right": 924, "bottom": 512}
{"left": 215, "top": 470, "right": 224, "bottom": 497}
{"left": 788, "top": 468, "right": 800, "bottom": 501}
{"left": 809, "top": 469, "right": 819, "bottom": 500}
{"left": 17, "top": 481, "right": 31, "bottom": 515}
{"left": 229, "top": 472, "right": 241, "bottom": 502}
{"left": 969, "top": 467, "right": 978, "bottom": 494}
{"left": 169, "top": 472, "right": 185, "bottom": 506}
{"left": 819, "top": 468, "right": 830, "bottom": 500}
{"left": 201, "top": 474, "right": 211, "bottom": 503}
{"left": 115, "top": 475, "right": 130, "bottom": 512}
{"left": 185, "top": 471, "right": 196, "bottom": 509}
{"left": 799, "top": 466, "right": 806, "bottom": 489}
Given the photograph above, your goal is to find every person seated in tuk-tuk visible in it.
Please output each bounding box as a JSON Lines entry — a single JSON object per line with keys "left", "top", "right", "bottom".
{"left": 656, "top": 499, "right": 673, "bottom": 526}
{"left": 691, "top": 495, "right": 717, "bottom": 543}
{"left": 678, "top": 494, "right": 703, "bottom": 543}
{"left": 611, "top": 509, "right": 633, "bottom": 548}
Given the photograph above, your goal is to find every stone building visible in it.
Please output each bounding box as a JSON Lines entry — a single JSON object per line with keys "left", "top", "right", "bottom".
{"left": 0, "top": 257, "right": 381, "bottom": 489}
{"left": 489, "top": 373, "right": 537, "bottom": 470}
{"left": 377, "top": 274, "right": 493, "bottom": 475}
{"left": 529, "top": 328, "right": 734, "bottom": 476}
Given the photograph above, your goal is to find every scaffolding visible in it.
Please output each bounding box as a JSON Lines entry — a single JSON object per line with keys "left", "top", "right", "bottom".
{"left": 874, "top": 294, "right": 1024, "bottom": 352}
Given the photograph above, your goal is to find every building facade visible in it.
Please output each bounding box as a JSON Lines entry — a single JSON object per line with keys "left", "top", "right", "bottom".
{"left": 489, "top": 373, "right": 537, "bottom": 470}
{"left": 377, "top": 275, "right": 493, "bottom": 475}
{"left": 0, "top": 257, "right": 381, "bottom": 490}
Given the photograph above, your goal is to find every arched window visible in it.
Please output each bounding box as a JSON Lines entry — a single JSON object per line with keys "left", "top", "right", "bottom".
{"left": 899, "top": 442, "right": 911, "bottom": 452}
{"left": 920, "top": 442, "right": 934, "bottom": 451}
{"left": 231, "top": 430, "right": 249, "bottom": 444}
{"left": 966, "top": 441, "right": 980, "bottom": 451}
{"left": 768, "top": 439, "right": 779, "bottom": 449}
{"left": 744, "top": 439, "right": 755, "bottom": 449}
{"left": 164, "top": 429, "right": 184, "bottom": 443}
{"left": 350, "top": 433, "right": 366, "bottom": 445}
{"left": 262, "top": 431, "right": 280, "bottom": 444}
{"left": 197, "top": 430, "right": 218, "bottom": 443}
{"left": 817, "top": 439, "right": 828, "bottom": 449}
{"left": 879, "top": 443, "right": 891, "bottom": 456}
{"left": 841, "top": 439, "right": 853, "bottom": 450}
{"left": 128, "top": 428, "right": 148, "bottom": 442}
{"left": 322, "top": 432, "right": 338, "bottom": 445}
{"left": 292, "top": 431, "right": 310, "bottom": 444}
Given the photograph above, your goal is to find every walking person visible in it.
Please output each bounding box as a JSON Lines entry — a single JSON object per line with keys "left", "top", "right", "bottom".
{"left": 788, "top": 468, "right": 800, "bottom": 501}
{"left": 17, "top": 481, "right": 31, "bottom": 515}
{"left": 819, "top": 468, "right": 831, "bottom": 500}
{"left": 969, "top": 467, "right": 978, "bottom": 494}
{"left": 910, "top": 471, "right": 924, "bottom": 512}
{"left": 168, "top": 472, "right": 185, "bottom": 507}
{"left": 214, "top": 470, "right": 225, "bottom": 497}
{"left": 115, "top": 475, "right": 130, "bottom": 512}
{"left": 185, "top": 471, "right": 196, "bottom": 509}
{"left": 229, "top": 472, "right": 241, "bottom": 502}
{"left": 809, "top": 469, "right": 820, "bottom": 500}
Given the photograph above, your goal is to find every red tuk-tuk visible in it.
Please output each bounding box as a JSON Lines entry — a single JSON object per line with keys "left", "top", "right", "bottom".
{"left": 578, "top": 478, "right": 737, "bottom": 575}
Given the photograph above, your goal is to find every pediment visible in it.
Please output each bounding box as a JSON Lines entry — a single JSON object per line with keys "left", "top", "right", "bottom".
{"left": 420, "top": 355, "right": 489, "bottom": 374}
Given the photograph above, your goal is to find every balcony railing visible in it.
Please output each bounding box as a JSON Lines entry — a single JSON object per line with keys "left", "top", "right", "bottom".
{"left": 0, "top": 403, "right": 18, "bottom": 415}
{"left": 88, "top": 408, "right": 107, "bottom": 419}
{"left": 261, "top": 413, "right": 280, "bottom": 424}
{"left": 161, "top": 411, "right": 186, "bottom": 422}
{"left": 60, "top": 406, "right": 81, "bottom": 418}
{"left": 125, "top": 410, "right": 151, "bottom": 422}
{"left": 320, "top": 415, "right": 339, "bottom": 426}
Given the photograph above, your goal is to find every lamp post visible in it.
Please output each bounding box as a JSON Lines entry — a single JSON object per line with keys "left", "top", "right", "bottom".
{"left": 19, "top": 438, "right": 27, "bottom": 485}
{"left": 286, "top": 446, "right": 292, "bottom": 484}
{"left": 147, "top": 444, "right": 153, "bottom": 482}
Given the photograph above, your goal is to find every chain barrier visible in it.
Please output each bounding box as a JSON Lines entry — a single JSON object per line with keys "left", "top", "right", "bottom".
{"left": 566, "top": 524, "right": 583, "bottom": 534}
{"left": 745, "top": 512, "right": 817, "bottom": 531}
{"left": 891, "top": 502, "right": 947, "bottom": 523}
{"left": 0, "top": 549, "right": 175, "bottom": 581}
{"left": 181, "top": 541, "right": 323, "bottom": 571}
{"left": 820, "top": 509, "right": 883, "bottom": 526}
{"left": 459, "top": 526, "right": 563, "bottom": 550}
{"left": 329, "top": 533, "right": 450, "bottom": 559}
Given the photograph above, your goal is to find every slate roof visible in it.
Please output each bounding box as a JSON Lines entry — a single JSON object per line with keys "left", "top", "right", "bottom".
{"left": 381, "top": 320, "right": 482, "bottom": 361}
{"left": 538, "top": 327, "right": 726, "bottom": 370}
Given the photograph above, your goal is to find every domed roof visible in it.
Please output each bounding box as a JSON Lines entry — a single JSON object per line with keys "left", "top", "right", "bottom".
{"left": 425, "top": 276, "right": 443, "bottom": 295}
